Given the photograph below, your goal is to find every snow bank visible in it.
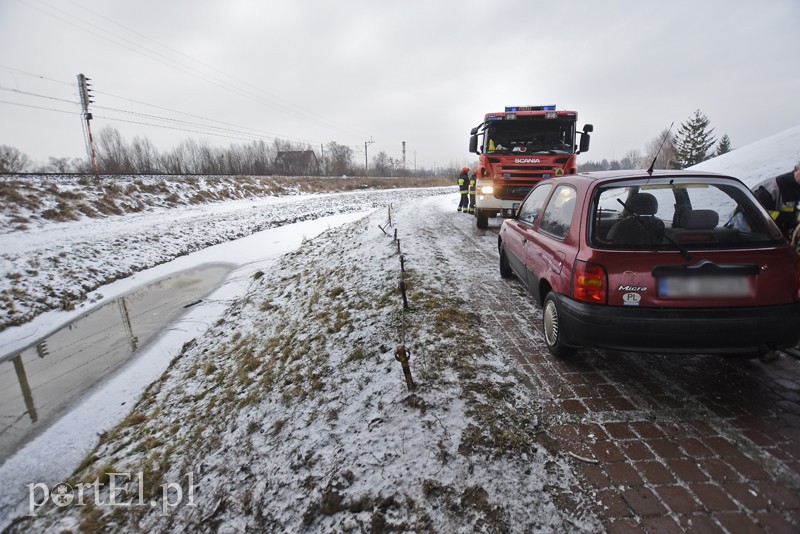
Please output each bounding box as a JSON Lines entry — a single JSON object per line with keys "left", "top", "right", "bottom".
{"left": 690, "top": 124, "right": 800, "bottom": 186}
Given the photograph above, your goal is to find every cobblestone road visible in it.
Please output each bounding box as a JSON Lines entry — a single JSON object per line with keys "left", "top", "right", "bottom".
{"left": 445, "top": 209, "right": 800, "bottom": 533}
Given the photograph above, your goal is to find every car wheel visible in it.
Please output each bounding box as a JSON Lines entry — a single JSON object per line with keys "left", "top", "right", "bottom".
{"left": 542, "top": 293, "right": 577, "bottom": 357}
{"left": 499, "top": 244, "right": 513, "bottom": 279}
{"left": 476, "top": 210, "right": 488, "bottom": 229}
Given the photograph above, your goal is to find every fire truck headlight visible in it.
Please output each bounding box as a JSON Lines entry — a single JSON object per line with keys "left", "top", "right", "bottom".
{"left": 480, "top": 185, "right": 494, "bottom": 195}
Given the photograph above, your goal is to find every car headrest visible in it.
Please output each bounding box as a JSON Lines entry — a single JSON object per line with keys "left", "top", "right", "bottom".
{"left": 680, "top": 209, "right": 719, "bottom": 230}
{"left": 627, "top": 193, "right": 658, "bottom": 216}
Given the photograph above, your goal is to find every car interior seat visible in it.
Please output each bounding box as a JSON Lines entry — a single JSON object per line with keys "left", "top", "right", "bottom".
{"left": 679, "top": 209, "right": 719, "bottom": 230}
{"left": 607, "top": 193, "right": 665, "bottom": 245}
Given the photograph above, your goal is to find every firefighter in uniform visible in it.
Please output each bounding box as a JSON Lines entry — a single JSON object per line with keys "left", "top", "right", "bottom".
{"left": 468, "top": 170, "right": 477, "bottom": 214}
{"left": 457, "top": 167, "right": 470, "bottom": 212}
{"left": 752, "top": 161, "right": 800, "bottom": 244}
{"left": 753, "top": 161, "right": 800, "bottom": 357}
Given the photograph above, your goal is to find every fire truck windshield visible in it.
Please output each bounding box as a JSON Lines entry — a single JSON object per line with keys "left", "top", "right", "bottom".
{"left": 484, "top": 118, "right": 576, "bottom": 155}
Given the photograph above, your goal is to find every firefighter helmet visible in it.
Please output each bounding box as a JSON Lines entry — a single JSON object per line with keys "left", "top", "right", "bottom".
{"left": 462, "top": 167, "right": 469, "bottom": 172}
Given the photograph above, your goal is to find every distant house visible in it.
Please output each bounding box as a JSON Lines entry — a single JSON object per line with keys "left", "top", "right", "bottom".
{"left": 274, "top": 150, "right": 319, "bottom": 176}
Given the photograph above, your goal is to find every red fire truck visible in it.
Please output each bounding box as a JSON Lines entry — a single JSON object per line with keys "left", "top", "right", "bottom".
{"left": 468, "top": 105, "right": 593, "bottom": 228}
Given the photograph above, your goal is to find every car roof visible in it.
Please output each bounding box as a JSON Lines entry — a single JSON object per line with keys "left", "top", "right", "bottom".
{"left": 570, "top": 169, "right": 734, "bottom": 183}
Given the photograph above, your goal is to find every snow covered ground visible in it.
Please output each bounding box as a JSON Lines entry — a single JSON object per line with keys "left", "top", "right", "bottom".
{"left": 0, "top": 185, "right": 450, "bottom": 332}
{"left": 690, "top": 124, "right": 800, "bottom": 187}
{"left": 1, "top": 125, "right": 798, "bottom": 531}
{"left": 0, "top": 210, "right": 372, "bottom": 527}
{"left": 2, "top": 194, "right": 598, "bottom": 532}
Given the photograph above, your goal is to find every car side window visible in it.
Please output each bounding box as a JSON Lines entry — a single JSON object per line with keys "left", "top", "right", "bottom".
{"left": 517, "top": 183, "right": 553, "bottom": 225}
{"left": 538, "top": 185, "right": 577, "bottom": 239}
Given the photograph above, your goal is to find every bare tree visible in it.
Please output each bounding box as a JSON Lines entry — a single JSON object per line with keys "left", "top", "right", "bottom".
{"left": 196, "top": 140, "right": 223, "bottom": 174}
{"left": 372, "top": 151, "right": 390, "bottom": 176}
{"left": 160, "top": 148, "right": 182, "bottom": 174}
{"left": 619, "top": 149, "right": 643, "bottom": 170}
{"left": 173, "top": 139, "right": 201, "bottom": 174}
{"left": 130, "top": 136, "right": 161, "bottom": 173}
{"left": 0, "top": 145, "right": 32, "bottom": 172}
{"left": 241, "top": 140, "right": 273, "bottom": 175}
{"left": 644, "top": 129, "right": 678, "bottom": 169}
{"left": 47, "top": 157, "right": 73, "bottom": 173}
{"left": 326, "top": 141, "right": 353, "bottom": 176}
{"left": 96, "top": 127, "right": 132, "bottom": 173}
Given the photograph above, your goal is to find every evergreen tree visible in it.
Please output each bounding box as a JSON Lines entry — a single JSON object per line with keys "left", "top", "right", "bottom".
{"left": 673, "top": 109, "right": 716, "bottom": 168}
{"left": 715, "top": 134, "right": 732, "bottom": 156}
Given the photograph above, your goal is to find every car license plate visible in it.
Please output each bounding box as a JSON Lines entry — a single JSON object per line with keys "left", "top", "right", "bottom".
{"left": 658, "top": 276, "right": 750, "bottom": 298}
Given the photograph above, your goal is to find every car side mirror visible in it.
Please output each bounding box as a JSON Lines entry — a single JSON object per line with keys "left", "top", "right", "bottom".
{"left": 469, "top": 135, "right": 478, "bottom": 154}
{"left": 578, "top": 131, "right": 591, "bottom": 154}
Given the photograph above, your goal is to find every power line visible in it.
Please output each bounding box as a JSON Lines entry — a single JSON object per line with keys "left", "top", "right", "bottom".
{"left": 93, "top": 90, "right": 317, "bottom": 144}
{"left": 94, "top": 105, "right": 292, "bottom": 143}
{"left": 0, "top": 64, "right": 74, "bottom": 87}
{"left": 17, "top": 0, "right": 369, "bottom": 140}
{"left": 0, "top": 99, "right": 79, "bottom": 115}
{"left": 0, "top": 94, "right": 304, "bottom": 146}
{"left": 0, "top": 72, "right": 323, "bottom": 146}
{"left": 61, "top": 0, "right": 366, "bottom": 139}
{"left": 91, "top": 114, "right": 279, "bottom": 144}
{"left": 0, "top": 85, "right": 78, "bottom": 106}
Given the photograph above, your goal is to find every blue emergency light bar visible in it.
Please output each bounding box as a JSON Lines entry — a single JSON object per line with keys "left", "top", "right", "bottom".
{"left": 504, "top": 105, "right": 556, "bottom": 112}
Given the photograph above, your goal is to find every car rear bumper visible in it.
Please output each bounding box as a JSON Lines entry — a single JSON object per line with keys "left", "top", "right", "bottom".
{"left": 558, "top": 297, "right": 800, "bottom": 354}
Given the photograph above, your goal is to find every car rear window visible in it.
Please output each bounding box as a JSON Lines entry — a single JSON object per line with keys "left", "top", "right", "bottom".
{"left": 590, "top": 177, "right": 785, "bottom": 250}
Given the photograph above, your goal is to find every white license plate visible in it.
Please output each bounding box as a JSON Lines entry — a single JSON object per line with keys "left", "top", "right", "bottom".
{"left": 658, "top": 276, "right": 750, "bottom": 298}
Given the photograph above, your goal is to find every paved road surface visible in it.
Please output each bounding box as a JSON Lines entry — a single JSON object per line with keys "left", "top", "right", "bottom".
{"left": 432, "top": 198, "right": 800, "bottom": 533}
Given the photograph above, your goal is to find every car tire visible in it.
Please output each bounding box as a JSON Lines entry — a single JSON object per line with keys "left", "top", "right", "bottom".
{"left": 542, "top": 293, "right": 578, "bottom": 357}
{"left": 499, "top": 244, "right": 513, "bottom": 279}
{"left": 476, "top": 210, "right": 488, "bottom": 229}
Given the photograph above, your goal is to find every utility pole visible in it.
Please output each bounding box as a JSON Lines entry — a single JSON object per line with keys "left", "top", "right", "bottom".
{"left": 77, "top": 73, "right": 99, "bottom": 175}
{"left": 364, "top": 137, "right": 374, "bottom": 178}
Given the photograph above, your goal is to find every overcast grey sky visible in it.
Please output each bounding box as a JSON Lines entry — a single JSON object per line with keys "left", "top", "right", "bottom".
{"left": 1, "top": 0, "right": 798, "bottom": 171}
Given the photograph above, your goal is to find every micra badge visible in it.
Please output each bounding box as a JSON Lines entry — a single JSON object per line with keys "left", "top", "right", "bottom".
{"left": 618, "top": 285, "right": 647, "bottom": 292}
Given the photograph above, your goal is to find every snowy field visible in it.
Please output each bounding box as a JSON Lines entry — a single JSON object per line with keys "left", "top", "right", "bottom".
{"left": 0, "top": 185, "right": 451, "bottom": 332}
{"left": 1, "top": 126, "right": 798, "bottom": 531}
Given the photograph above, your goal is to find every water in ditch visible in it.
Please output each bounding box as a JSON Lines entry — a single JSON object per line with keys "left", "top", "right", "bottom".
{"left": 0, "top": 264, "right": 232, "bottom": 461}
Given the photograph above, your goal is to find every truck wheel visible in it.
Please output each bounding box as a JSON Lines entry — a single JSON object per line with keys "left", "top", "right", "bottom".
{"left": 476, "top": 210, "right": 488, "bottom": 229}
{"left": 499, "top": 243, "right": 513, "bottom": 279}
{"left": 542, "top": 293, "right": 577, "bottom": 357}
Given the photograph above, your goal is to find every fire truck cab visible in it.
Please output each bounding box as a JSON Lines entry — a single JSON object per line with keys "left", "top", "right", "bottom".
{"left": 469, "top": 105, "right": 593, "bottom": 228}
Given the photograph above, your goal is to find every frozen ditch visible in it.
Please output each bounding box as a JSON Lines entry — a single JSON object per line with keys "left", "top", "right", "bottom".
{"left": 0, "top": 210, "right": 369, "bottom": 525}
{"left": 0, "top": 264, "right": 233, "bottom": 460}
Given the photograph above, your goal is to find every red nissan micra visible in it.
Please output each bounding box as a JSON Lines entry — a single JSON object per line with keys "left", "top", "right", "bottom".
{"left": 498, "top": 170, "right": 800, "bottom": 357}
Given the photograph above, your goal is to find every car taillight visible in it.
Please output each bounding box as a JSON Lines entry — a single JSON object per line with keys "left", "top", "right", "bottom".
{"left": 573, "top": 261, "right": 607, "bottom": 304}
